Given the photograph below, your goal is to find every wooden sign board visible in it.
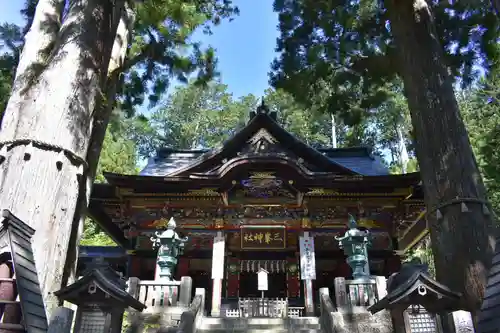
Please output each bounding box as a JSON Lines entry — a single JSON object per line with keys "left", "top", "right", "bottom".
{"left": 257, "top": 268, "right": 268, "bottom": 291}
{"left": 211, "top": 233, "right": 225, "bottom": 279}
{"left": 240, "top": 226, "right": 286, "bottom": 250}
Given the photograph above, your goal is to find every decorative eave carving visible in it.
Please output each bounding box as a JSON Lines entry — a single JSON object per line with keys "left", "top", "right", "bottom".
{"left": 247, "top": 129, "right": 277, "bottom": 145}
{"left": 306, "top": 188, "right": 339, "bottom": 196}
{"left": 188, "top": 188, "right": 220, "bottom": 196}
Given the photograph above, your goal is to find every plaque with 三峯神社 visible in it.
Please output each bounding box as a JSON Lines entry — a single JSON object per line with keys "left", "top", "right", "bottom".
{"left": 240, "top": 226, "right": 286, "bottom": 250}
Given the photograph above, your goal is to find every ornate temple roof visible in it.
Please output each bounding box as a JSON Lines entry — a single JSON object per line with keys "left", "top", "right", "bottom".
{"left": 138, "top": 108, "right": 390, "bottom": 178}
{"left": 140, "top": 147, "right": 389, "bottom": 177}
{"left": 88, "top": 103, "right": 425, "bottom": 250}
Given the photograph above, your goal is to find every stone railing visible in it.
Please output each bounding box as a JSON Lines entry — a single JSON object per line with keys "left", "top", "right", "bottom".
{"left": 127, "top": 277, "right": 193, "bottom": 312}
{"left": 319, "top": 288, "right": 336, "bottom": 333}
{"left": 124, "top": 277, "right": 194, "bottom": 332}
{"left": 176, "top": 288, "right": 205, "bottom": 333}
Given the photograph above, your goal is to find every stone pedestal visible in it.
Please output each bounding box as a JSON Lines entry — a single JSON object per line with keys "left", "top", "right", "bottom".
{"left": 332, "top": 309, "right": 393, "bottom": 333}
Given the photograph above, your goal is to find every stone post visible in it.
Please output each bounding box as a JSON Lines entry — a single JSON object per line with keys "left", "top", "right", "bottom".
{"left": 127, "top": 277, "right": 140, "bottom": 298}
{"left": 334, "top": 277, "right": 347, "bottom": 309}
{"left": 47, "top": 306, "right": 74, "bottom": 333}
{"left": 179, "top": 276, "right": 193, "bottom": 306}
{"left": 375, "top": 275, "right": 388, "bottom": 299}
{"left": 211, "top": 231, "right": 225, "bottom": 317}
{"left": 319, "top": 287, "right": 330, "bottom": 313}
{"left": 448, "top": 310, "right": 475, "bottom": 333}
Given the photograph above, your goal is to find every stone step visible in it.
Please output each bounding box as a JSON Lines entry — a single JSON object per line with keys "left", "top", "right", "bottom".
{"left": 197, "top": 329, "right": 322, "bottom": 333}
{"left": 198, "top": 317, "right": 323, "bottom": 333}
{"left": 199, "top": 324, "right": 321, "bottom": 330}
{"left": 201, "top": 317, "right": 320, "bottom": 326}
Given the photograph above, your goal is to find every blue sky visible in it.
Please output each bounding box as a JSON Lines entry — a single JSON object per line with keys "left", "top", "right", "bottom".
{"left": 0, "top": 0, "right": 279, "bottom": 99}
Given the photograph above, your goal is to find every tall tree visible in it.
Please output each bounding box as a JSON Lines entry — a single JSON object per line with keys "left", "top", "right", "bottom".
{"left": 0, "top": 23, "right": 23, "bottom": 118}
{"left": 271, "top": 0, "right": 499, "bottom": 321}
{"left": 460, "top": 59, "right": 500, "bottom": 216}
{"left": 135, "top": 82, "right": 252, "bottom": 155}
{"left": 135, "top": 83, "right": 385, "bottom": 156}
{"left": 81, "top": 112, "right": 138, "bottom": 246}
{"left": 0, "top": 0, "right": 238, "bottom": 314}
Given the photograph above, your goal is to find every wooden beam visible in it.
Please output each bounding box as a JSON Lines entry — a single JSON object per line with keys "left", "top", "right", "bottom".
{"left": 397, "top": 211, "right": 428, "bottom": 252}
{"left": 87, "top": 202, "right": 131, "bottom": 249}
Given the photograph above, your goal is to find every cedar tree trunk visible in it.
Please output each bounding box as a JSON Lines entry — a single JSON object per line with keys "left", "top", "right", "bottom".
{"left": 61, "top": 1, "right": 135, "bottom": 289}
{"left": 0, "top": 0, "right": 123, "bottom": 315}
{"left": 386, "top": 0, "right": 496, "bottom": 323}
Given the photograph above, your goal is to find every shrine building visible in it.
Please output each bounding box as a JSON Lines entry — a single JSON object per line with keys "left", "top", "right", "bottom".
{"left": 86, "top": 103, "right": 427, "bottom": 315}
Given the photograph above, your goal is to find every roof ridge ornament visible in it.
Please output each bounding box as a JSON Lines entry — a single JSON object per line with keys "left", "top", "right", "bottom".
{"left": 249, "top": 98, "right": 277, "bottom": 121}
{"left": 257, "top": 98, "right": 269, "bottom": 114}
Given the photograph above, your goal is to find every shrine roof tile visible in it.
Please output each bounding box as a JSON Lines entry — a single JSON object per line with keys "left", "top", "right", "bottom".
{"left": 139, "top": 147, "right": 389, "bottom": 177}
{"left": 140, "top": 150, "right": 207, "bottom": 176}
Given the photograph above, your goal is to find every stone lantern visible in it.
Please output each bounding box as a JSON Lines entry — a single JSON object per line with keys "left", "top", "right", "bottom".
{"left": 335, "top": 214, "right": 372, "bottom": 280}
{"left": 54, "top": 258, "right": 145, "bottom": 333}
{"left": 151, "top": 217, "right": 188, "bottom": 281}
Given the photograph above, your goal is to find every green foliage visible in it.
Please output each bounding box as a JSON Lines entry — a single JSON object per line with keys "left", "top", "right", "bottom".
{"left": 389, "top": 158, "right": 419, "bottom": 174}
{"left": 132, "top": 82, "right": 394, "bottom": 156}
{"left": 0, "top": 23, "right": 22, "bottom": 118}
{"left": 80, "top": 218, "right": 117, "bottom": 246}
{"left": 95, "top": 113, "right": 139, "bottom": 182}
{"left": 270, "top": 0, "right": 499, "bottom": 125}
{"left": 460, "top": 60, "right": 500, "bottom": 216}
{"left": 118, "top": 0, "right": 239, "bottom": 116}
{"left": 80, "top": 112, "right": 138, "bottom": 246}
{"left": 404, "top": 235, "right": 436, "bottom": 278}
{"left": 134, "top": 81, "right": 251, "bottom": 155}
{"left": 265, "top": 88, "right": 331, "bottom": 147}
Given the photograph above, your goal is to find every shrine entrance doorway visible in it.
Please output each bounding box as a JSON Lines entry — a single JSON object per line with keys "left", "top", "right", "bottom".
{"left": 239, "top": 271, "right": 287, "bottom": 298}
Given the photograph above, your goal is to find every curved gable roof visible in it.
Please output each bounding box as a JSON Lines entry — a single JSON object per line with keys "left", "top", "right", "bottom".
{"left": 139, "top": 110, "right": 389, "bottom": 177}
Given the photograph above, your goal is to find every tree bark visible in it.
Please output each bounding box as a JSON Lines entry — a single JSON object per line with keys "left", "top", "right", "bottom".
{"left": 0, "top": 0, "right": 121, "bottom": 316}
{"left": 61, "top": 0, "right": 135, "bottom": 290}
{"left": 0, "top": 0, "right": 65, "bottom": 128}
{"left": 386, "top": 0, "right": 496, "bottom": 321}
{"left": 13, "top": 0, "right": 65, "bottom": 86}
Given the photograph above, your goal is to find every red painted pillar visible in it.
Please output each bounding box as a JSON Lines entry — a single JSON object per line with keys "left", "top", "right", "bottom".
{"left": 226, "top": 257, "right": 239, "bottom": 298}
